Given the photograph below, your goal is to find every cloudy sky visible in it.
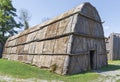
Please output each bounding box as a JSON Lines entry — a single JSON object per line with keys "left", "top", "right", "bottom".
{"left": 12, "top": 0, "right": 120, "bottom": 37}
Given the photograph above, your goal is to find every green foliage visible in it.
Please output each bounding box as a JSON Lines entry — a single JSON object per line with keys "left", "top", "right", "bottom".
{"left": 0, "top": 0, "right": 22, "bottom": 57}
{"left": 0, "top": 0, "right": 22, "bottom": 44}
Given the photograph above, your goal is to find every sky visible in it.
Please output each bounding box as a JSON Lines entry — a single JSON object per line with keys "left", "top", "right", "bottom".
{"left": 12, "top": 0, "right": 120, "bottom": 37}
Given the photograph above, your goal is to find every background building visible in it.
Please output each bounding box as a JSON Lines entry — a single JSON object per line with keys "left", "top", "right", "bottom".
{"left": 106, "top": 33, "right": 120, "bottom": 60}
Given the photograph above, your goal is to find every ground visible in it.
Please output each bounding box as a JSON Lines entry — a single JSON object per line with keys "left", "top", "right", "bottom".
{"left": 0, "top": 59, "right": 120, "bottom": 82}
{"left": 93, "top": 69, "right": 120, "bottom": 82}
{"left": 0, "top": 70, "right": 120, "bottom": 82}
{"left": 93, "top": 61, "right": 120, "bottom": 82}
{"left": 0, "top": 75, "right": 64, "bottom": 82}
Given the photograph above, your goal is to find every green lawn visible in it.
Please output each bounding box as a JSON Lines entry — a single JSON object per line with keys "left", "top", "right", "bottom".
{"left": 0, "top": 59, "right": 100, "bottom": 82}
{"left": 0, "top": 59, "right": 120, "bottom": 82}
{"left": 117, "top": 79, "right": 120, "bottom": 82}
{"left": 108, "top": 60, "right": 120, "bottom": 65}
{"left": 100, "top": 60, "right": 120, "bottom": 71}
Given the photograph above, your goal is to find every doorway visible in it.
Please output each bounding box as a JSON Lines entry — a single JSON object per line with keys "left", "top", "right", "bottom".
{"left": 90, "top": 51, "right": 94, "bottom": 69}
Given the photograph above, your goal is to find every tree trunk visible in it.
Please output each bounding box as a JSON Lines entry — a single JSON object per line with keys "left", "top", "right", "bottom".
{"left": 0, "top": 43, "right": 4, "bottom": 58}
{"left": 0, "top": 31, "right": 5, "bottom": 58}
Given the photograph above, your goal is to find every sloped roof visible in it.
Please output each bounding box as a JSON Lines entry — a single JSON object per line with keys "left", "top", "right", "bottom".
{"left": 7, "top": 2, "right": 101, "bottom": 42}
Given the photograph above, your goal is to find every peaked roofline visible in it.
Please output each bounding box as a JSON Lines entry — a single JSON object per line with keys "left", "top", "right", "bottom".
{"left": 8, "top": 2, "right": 102, "bottom": 41}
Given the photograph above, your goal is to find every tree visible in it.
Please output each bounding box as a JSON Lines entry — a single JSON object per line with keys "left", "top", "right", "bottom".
{"left": 0, "top": 0, "right": 22, "bottom": 57}
{"left": 19, "top": 9, "right": 31, "bottom": 30}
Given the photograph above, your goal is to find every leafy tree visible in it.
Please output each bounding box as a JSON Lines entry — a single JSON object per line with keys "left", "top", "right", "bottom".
{"left": 0, "top": 0, "right": 22, "bottom": 57}
{"left": 19, "top": 9, "right": 31, "bottom": 30}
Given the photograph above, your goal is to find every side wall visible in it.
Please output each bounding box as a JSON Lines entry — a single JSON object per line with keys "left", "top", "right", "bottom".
{"left": 3, "top": 36, "right": 71, "bottom": 74}
{"left": 107, "top": 33, "right": 120, "bottom": 60}
{"left": 106, "top": 34, "right": 114, "bottom": 60}
{"left": 110, "top": 34, "right": 120, "bottom": 60}
{"left": 3, "top": 13, "right": 77, "bottom": 74}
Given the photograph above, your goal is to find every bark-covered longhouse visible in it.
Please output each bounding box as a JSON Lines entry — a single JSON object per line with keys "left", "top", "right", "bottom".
{"left": 106, "top": 33, "right": 120, "bottom": 60}
{"left": 3, "top": 2, "right": 107, "bottom": 75}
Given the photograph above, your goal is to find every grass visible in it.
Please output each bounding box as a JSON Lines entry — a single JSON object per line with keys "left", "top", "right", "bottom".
{"left": 108, "top": 60, "right": 120, "bottom": 65}
{"left": 100, "top": 60, "right": 120, "bottom": 71}
{"left": 98, "top": 60, "right": 120, "bottom": 82}
{"left": 0, "top": 59, "right": 120, "bottom": 82}
{"left": 0, "top": 59, "right": 100, "bottom": 82}
{"left": 117, "top": 79, "right": 120, "bottom": 82}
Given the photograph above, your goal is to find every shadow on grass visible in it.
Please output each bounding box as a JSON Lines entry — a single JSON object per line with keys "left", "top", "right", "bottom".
{"left": 95, "top": 64, "right": 120, "bottom": 73}
{"left": 67, "top": 64, "right": 120, "bottom": 76}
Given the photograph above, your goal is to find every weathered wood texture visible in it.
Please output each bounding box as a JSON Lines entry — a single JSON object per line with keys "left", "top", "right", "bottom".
{"left": 106, "top": 33, "right": 120, "bottom": 60}
{"left": 3, "top": 2, "right": 107, "bottom": 75}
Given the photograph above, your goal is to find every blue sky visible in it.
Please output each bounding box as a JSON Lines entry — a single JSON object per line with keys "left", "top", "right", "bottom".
{"left": 12, "top": 0, "right": 120, "bottom": 37}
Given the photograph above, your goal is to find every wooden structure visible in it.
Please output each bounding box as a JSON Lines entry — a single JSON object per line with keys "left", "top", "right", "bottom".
{"left": 106, "top": 33, "right": 120, "bottom": 60}
{"left": 3, "top": 2, "right": 107, "bottom": 75}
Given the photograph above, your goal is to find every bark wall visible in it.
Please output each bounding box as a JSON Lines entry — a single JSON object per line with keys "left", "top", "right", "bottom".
{"left": 3, "top": 12, "right": 76, "bottom": 75}
{"left": 107, "top": 33, "right": 120, "bottom": 60}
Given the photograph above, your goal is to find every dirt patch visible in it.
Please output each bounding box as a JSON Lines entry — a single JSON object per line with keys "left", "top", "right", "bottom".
{"left": 0, "top": 75, "right": 64, "bottom": 82}
{"left": 93, "top": 69, "right": 120, "bottom": 82}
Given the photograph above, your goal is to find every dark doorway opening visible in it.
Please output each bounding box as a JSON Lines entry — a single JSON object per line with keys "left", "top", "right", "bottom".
{"left": 90, "top": 51, "right": 94, "bottom": 69}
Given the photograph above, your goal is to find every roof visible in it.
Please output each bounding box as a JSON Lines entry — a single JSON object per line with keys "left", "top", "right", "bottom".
{"left": 7, "top": 2, "right": 101, "bottom": 42}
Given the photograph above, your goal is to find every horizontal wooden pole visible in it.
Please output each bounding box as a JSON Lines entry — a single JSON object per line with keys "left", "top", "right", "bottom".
{"left": 3, "top": 51, "right": 88, "bottom": 56}
{"left": 5, "top": 32, "right": 105, "bottom": 48}
{"left": 3, "top": 53, "right": 106, "bottom": 56}
{"left": 78, "top": 12, "right": 102, "bottom": 24}
{"left": 3, "top": 53, "right": 88, "bottom": 56}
